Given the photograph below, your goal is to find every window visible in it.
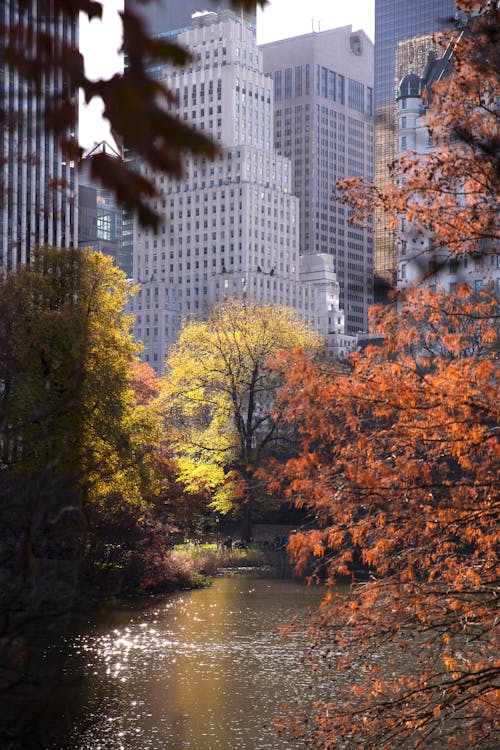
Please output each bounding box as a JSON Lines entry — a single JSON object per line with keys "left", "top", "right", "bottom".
{"left": 295, "top": 65, "right": 302, "bottom": 97}
{"left": 367, "top": 86, "right": 373, "bottom": 116}
{"left": 337, "top": 74, "right": 345, "bottom": 105}
{"left": 284, "top": 67, "right": 292, "bottom": 99}
{"left": 305, "top": 64, "right": 310, "bottom": 95}
{"left": 96, "top": 208, "right": 115, "bottom": 241}
{"left": 348, "top": 79, "right": 364, "bottom": 112}
{"left": 274, "top": 70, "right": 282, "bottom": 101}
{"left": 328, "top": 70, "right": 335, "bottom": 101}
{"left": 321, "top": 67, "right": 327, "bottom": 98}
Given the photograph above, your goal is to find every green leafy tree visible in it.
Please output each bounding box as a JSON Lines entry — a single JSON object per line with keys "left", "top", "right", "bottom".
{"left": 161, "top": 298, "right": 322, "bottom": 541}
{"left": 0, "top": 247, "right": 164, "bottom": 746}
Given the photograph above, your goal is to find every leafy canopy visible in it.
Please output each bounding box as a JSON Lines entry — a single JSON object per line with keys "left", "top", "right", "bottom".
{"left": 272, "top": 3, "right": 500, "bottom": 747}
{"left": 161, "top": 298, "right": 322, "bottom": 517}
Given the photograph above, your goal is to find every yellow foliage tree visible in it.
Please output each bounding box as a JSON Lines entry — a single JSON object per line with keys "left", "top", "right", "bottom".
{"left": 161, "top": 298, "right": 322, "bottom": 540}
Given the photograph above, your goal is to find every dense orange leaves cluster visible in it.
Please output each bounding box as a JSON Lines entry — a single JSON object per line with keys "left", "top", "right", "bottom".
{"left": 338, "top": 2, "right": 499, "bottom": 261}
{"left": 272, "top": 288, "right": 499, "bottom": 747}
{"left": 271, "top": 3, "right": 499, "bottom": 747}
{"left": 130, "top": 361, "right": 161, "bottom": 406}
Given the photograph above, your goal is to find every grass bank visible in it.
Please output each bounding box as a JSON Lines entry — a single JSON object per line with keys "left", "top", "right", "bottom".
{"left": 170, "top": 542, "right": 267, "bottom": 588}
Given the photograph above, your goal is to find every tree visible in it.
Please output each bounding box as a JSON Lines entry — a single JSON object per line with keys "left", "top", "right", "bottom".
{"left": 338, "top": 2, "right": 499, "bottom": 261}
{"left": 271, "top": 3, "right": 500, "bottom": 747}
{"left": 273, "top": 285, "right": 499, "bottom": 749}
{"left": 128, "top": 360, "right": 213, "bottom": 536}
{"left": 0, "top": 247, "right": 164, "bottom": 746}
{"left": 2, "top": 0, "right": 267, "bottom": 229}
{"left": 161, "top": 298, "right": 322, "bottom": 541}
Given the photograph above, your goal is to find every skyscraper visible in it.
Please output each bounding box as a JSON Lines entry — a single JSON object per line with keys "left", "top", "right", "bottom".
{"left": 125, "top": 0, "right": 256, "bottom": 38}
{"left": 374, "top": 0, "right": 456, "bottom": 285}
{"left": 129, "top": 10, "right": 350, "bottom": 371}
{"left": 261, "top": 26, "right": 375, "bottom": 335}
{"left": 0, "top": 1, "right": 78, "bottom": 272}
{"left": 121, "top": 2, "right": 256, "bottom": 282}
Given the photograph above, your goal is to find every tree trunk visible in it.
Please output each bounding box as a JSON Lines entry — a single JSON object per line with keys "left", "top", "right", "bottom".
{"left": 239, "top": 470, "right": 254, "bottom": 543}
{"left": 240, "top": 500, "right": 253, "bottom": 544}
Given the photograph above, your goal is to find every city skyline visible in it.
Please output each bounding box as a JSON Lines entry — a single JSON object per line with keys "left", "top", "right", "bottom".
{"left": 0, "top": 0, "right": 79, "bottom": 271}
{"left": 128, "top": 9, "right": 352, "bottom": 371}
{"left": 261, "top": 25, "right": 374, "bottom": 334}
{"left": 80, "top": 0, "right": 375, "bottom": 147}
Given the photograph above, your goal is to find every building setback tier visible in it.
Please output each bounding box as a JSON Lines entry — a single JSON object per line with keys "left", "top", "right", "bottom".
{"left": 129, "top": 11, "right": 353, "bottom": 372}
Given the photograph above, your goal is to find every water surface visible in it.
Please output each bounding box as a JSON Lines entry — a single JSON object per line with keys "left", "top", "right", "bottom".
{"left": 52, "top": 574, "right": 327, "bottom": 750}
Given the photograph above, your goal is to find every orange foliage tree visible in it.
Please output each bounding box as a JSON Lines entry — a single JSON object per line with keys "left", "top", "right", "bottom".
{"left": 272, "top": 286, "right": 499, "bottom": 748}
{"left": 271, "top": 2, "right": 499, "bottom": 747}
{"left": 338, "top": 1, "right": 499, "bottom": 261}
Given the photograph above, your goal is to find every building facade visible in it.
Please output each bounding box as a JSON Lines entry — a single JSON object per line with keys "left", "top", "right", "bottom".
{"left": 78, "top": 142, "right": 126, "bottom": 273}
{"left": 122, "top": 2, "right": 256, "bottom": 283}
{"left": 125, "top": 0, "right": 256, "bottom": 38}
{"left": 260, "top": 27, "right": 375, "bottom": 335}
{"left": 0, "top": 0, "right": 78, "bottom": 272}
{"left": 129, "top": 11, "right": 351, "bottom": 371}
{"left": 374, "top": 0, "right": 456, "bottom": 286}
{"left": 395, "top": 50, "right": 500, "bottom": 295}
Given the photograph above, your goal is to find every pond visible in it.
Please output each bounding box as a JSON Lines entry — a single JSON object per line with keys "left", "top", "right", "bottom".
{"left": 49, "top": 573, "right": 329, "bottom": 750}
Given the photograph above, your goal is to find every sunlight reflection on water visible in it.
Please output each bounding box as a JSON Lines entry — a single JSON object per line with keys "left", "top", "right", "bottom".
{"left": 50, "top": 575, "right": 329, "bottom": 750}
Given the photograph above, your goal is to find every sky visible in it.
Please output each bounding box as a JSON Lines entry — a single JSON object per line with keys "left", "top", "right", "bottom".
{"left": 80, "top": 0, "right": 375, "bottom": 147}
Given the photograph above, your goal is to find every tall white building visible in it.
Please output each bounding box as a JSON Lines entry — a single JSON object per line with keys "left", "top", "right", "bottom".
{"left": 0, "top": 1, "right": 78, "bottom": 272}
{"left": 260, "top": 27, "right": 375, "bottom": 335}
{"left": 130, "top": 10, "right": 351, "bottom": 371}
{"left": 395, "top": 48, "right": 500, "bottom": 295}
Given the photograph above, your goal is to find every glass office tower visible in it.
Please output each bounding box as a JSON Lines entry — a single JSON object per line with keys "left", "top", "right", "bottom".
{"left": 261, "top": 27, "right": 375, "bottom": 335}
{"left": 374, "top": 0, "right": 456, "bottom": 287}
{"left": 0, "top": 0, "right": 79, "bottom": 272}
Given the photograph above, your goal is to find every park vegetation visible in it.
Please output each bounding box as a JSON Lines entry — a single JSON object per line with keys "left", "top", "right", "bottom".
{"left": 1, "top": 1, "right": 498, "bottom": 748}
{"left": 272, "top": 2, "right": 499, "bottom": 747}
{"left": 161, "top": 299, "right": 322, "bottom": 541}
